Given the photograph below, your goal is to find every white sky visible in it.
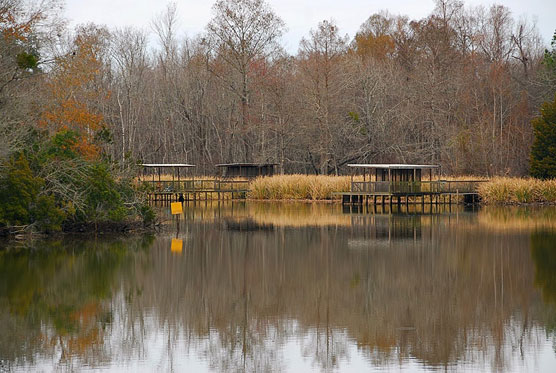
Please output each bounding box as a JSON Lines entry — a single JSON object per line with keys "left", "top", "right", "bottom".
{"left": 65, "top": 0, "right": 556, "bottom": 53}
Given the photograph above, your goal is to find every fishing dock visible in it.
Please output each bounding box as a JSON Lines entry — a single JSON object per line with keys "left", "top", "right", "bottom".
{"left": 141, "top": 164, "right": 249, "bottom": 203}
{"left": 340, "top": 164, "right": 484, "bottom": 206}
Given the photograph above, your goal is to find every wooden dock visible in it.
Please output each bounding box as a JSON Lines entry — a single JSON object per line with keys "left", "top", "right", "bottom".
{"left": 340, "top": 180, "right": 483, "bottom": 206}
{"left": 341, "top": 164, "right": 484, "bottom": 207}
{"left": 143, "top": 179, "right": 250, "bottom": 203}
{"left": 140, "top": 163, "right": 249, "bottom": 203}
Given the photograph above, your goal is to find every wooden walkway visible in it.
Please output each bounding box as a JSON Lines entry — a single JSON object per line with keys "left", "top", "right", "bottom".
{"left": 340, "top": 180, "right": 485, "bottom": 206}
{"left": 143, "top": 179, "right": 249, "bottom": 203}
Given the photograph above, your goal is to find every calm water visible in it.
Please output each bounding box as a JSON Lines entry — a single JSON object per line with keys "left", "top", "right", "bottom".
{"left": 2, "top": 203, "right": 556, "bottom": 372}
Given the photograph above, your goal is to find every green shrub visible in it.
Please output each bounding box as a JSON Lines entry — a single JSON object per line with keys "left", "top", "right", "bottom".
{"left": 0, "top": 154, "right": 65, "bottom": 231}
{"left": 82, "top": 163, "right": 127, "bottom": 223}
{"left": 531, "top": 94, "right": 556, "bottom": 179}
{"left": 0, "top": 154, "right": 43, "bottom": 225}
{"left": 31, "top": 195, "right": 66, "bottom": 232}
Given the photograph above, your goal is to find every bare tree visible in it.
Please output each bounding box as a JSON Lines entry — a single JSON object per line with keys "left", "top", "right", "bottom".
{"left": 205, "top": 0, "right": 285, "bottom": 161}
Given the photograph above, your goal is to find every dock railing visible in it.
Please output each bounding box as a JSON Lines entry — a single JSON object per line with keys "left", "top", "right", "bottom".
{"left": 351, "top": 180, "right": 485, "bottom": 194}
{"left": 142, "top": 179, "right": 250, "bottom": 193}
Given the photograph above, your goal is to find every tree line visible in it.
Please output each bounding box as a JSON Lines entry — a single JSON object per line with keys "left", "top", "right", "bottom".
{"left": 1, "top": 0, "right": 555, "bottom": 180}
{"left": 104, "top": 0, "right": 554, "bottom": 176}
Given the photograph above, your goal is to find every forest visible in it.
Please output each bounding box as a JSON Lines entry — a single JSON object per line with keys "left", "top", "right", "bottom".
{"left": 0, "top": 0, "right": 555, "bottom": 230}
{"left": 2, "top": 0, "right": 555, "bottom": 177}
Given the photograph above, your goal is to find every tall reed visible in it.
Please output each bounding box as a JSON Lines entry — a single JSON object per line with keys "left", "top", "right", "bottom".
{"left": 249, "top": 174, "right": 351, "bottom": 200}
{"left": 478, "top": 177, "right": 556, "bottom": 204}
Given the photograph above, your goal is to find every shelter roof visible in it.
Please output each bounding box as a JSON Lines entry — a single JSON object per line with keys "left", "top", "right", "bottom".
{"left": 347, "top": 164, "right": 439, "bottom": 169}
{"left": 141, "top": 163, "right": 195, "bottom": 167}
{"left": 216, "top": 163, "right": 278, "bottom": 167}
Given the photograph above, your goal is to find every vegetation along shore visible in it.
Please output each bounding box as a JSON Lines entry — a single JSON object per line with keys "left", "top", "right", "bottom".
{"left": 247, "top": 175, "right": 556, "bottom": 205}
{"left": 1, "top": 0, "right": 556, "bottom": 235}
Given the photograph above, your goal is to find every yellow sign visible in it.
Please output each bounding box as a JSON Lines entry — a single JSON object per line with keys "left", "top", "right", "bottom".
{"left": 171, "top": 202, "right": 183, "bottom": 215}
{"left": 171, "top": 238, "right": 183, "bottom": 253}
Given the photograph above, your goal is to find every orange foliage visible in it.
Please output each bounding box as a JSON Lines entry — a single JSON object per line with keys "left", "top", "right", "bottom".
{"left": 354, "top": 33, "right": 395, "bottom": 61}
{"left": 0, "top": 6, "right": 36, "bottom": 42}
{"left": 39, "top": 28, "right": 109, "bottom": 160}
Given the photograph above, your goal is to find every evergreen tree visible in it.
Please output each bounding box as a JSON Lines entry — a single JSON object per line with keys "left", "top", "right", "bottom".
{"left": 531, "top": 95, "right": 556, "bottom": 179}
{"left": 543, "top": 31, "right": 556, "bottom": 73}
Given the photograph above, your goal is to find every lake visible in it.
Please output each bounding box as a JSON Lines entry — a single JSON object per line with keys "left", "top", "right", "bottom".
{"left": 1, "top": 202, "right": 556, "bottom": 372}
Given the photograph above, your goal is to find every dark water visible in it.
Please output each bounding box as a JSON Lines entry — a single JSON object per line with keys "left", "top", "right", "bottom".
{"left": 2, "top": 203, "right": 556, "bottom": 372}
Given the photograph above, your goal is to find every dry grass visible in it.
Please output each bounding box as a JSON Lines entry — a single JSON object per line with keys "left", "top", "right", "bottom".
{"left": 249, "top": 174, "right": 351, "bottom": 200}
{"left": 478, "top": 177, "right": 556, "bottom": 204}
{"left": 442, "top": 175, "right": 489, "bottom": 181}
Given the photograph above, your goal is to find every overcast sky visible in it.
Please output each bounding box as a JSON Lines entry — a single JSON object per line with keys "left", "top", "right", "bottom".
{"left": 65, "top": 0, "right": 555, "bottom": 53}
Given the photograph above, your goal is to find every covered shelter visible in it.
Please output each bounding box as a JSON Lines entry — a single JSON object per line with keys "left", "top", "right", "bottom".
{"left": 141, "top": 163, "right": 196, "bottom": 183}
{"left": 140, "top": 163, "right": 250, "bottom": 203}
{"left": 340, "top": 163, "right": 483, "bottom": 207}
{"left": 346, "top": 164, "right": 441, "bottom": 195}
{"left": 347, "top": 164, "right": 440, "bottom": 183}
{"left": 216, "top": 163, "right": 277, "bottom": 178}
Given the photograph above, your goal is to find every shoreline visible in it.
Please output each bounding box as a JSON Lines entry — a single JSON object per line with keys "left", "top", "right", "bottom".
{"left": 0, "top": 220, "right": 157, "bottom": 239}
{"left": 3, "top": 197, "right": 556, "bottom": 240}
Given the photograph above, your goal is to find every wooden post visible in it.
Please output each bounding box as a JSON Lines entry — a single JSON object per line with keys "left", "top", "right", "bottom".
{"left": 193, "top": 172, "right": 196, "bottom": 203}
{"left": 388, "top": 168, "right": 392, "bottom": 194}
{"left": 177, "top": 167, "right": 181, "bottom": 192}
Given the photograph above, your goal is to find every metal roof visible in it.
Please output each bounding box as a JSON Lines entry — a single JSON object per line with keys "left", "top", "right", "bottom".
{"left": 347, "top": 164, "right": 440, "bottom": 169}
{"left": 216, "top": 163, "right": 278, "bottom": 167}
{"left": 141, "top": 163, "right": 195, "bottom": 167}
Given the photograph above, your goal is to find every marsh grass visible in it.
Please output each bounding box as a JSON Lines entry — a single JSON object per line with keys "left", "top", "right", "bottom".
{"left": 478, "top": 177, "right": 556, "bottom": 204}
{"left": 249, "top": 174, "right": 352, "bottom": 200}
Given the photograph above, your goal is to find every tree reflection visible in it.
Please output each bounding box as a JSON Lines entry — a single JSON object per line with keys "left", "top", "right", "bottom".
{"left": 531, "top": 229, "right": 556, "bottom": 343}
{"left": 119, "top": 212, "right": 547, "bottom": 371}
{"left": 531, "top": 230, "right": 556, "bottom": 305}
{"left": 0, "top": 236, "right": 153, "bottom": 370}
{"left": 2, "top": 206, "right": 556, "bottom": 371}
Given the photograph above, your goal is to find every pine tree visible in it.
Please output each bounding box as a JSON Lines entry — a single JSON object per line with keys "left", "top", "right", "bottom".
{"left": 531, "top": 95, "right": 556, "bottom": 179}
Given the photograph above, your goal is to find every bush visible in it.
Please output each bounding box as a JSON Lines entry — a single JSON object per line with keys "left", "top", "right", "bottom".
{"left": 0, "top": 130, "right": 151, "bottom": 233}
{"left": 0, "top": 154, "right": 43, "bottom": 225}
{"left": 82, "top": 163, "right": 128, "bottom": 223}
{"left": 0, "top": 154, "right": 65, "bottom": 231}
{"left": 31, "top": 195, "right": 66, "bottom": 232}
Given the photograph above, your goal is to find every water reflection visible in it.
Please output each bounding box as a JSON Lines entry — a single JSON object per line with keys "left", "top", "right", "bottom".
{"left": 1, "top": 204, "right": 556, "bottom": 372}
{"left": 0, "top": 236, "right": 154, "bottom": 371}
